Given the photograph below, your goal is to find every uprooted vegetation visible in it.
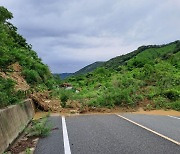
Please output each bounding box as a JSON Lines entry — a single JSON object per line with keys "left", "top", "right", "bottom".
{"left": 65, "top": 41, "right": 180, "bottom": 111}
{"left": 0, "top": 6, "right": 179, "bottom": 112}
{"left": 0, "top": 6, "right": 61, "bottom": 110}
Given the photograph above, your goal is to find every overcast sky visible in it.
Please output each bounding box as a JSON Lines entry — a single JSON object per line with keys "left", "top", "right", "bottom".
{"left": 1, "top": 0, "right": 180, "bottom": 73}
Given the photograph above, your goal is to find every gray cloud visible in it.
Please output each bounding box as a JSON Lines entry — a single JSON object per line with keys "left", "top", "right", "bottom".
{"left": 1, "top": 0, "right": 180, "bottom": 73}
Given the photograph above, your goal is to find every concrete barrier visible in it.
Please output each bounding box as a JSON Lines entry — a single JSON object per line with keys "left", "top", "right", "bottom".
{"left": 0, "top": 99, "right": 34, "bottom": 153}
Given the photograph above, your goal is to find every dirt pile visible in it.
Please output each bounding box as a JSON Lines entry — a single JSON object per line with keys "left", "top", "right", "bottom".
{"left": 1, "top": 63, "right": 135, "bottom": 114}
{"left": 0, "top": 62, "right": 30, "bottom": 91}
{"left": 30, "top": 92, "right": 61, "bottom": 112}
{"left": 0, "top": 62, "right": 62, "bottom": 112}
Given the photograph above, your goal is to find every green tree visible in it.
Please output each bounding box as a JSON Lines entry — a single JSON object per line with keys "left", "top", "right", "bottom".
{"left": 0, "top": 6, "right": 13, "bottom": 23}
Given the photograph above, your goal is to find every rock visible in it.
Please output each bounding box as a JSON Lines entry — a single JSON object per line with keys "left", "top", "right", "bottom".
{"left": 75, "top": 90, "right": 80, "bottom": 93}
{"left": 70, "top": 110, "right": 79, "bottom": 114}
{"left": 65, "top": 87, "right": 73, "bottom": 90}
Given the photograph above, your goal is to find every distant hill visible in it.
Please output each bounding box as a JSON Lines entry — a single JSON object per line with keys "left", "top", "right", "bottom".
{"left": 57, "top": 41, "right": 180, "bottom": 79}
{"left": 55, "top": 62, "right": 104, "bottom": 80}
{"left": 54, "top": 73, "right": 73, "bottom": 80}
{"left": 103, "top": 48, "right": 144, "bottom": 70}
{"left": 74, "top": 62, "right": 104, "bottom": 75}
{"left": 102, "top": 41, "right": 179, "bottom": 70}
{"left": 66, "top": 40, "right": 180, "bottom": 111}
{"left": 71, "top": 42, "right": 177, "bottom": 76}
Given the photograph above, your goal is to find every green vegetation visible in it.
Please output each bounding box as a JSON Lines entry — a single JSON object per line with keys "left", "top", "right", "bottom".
{"left": 65, "top": 41, "right": 180, "bottom": 111}
{"left": 60, "top": 92, "right": 69, "bottom": 108}
{"left": 0, "top": 6, "right": 58, "bottom": 108}
{"left": 0, "top": 6, "right": 179, "bottom": 111}
{"left": 57, "top": 62, "right": 104, "bottom": 80}
{"left": 25, "top": 148, "right": 31, "bottom": 154}
{"left": 74, "top": 61, "right": 104, "bottom": 76}
{"left": 0, "top": 77, "right": 26, "bottom": 107}
{"left": 27, "top": 116, "right": 52, "bottom": 137}
{"left": 56, "top": 73, "right": 73, "bottom": 80}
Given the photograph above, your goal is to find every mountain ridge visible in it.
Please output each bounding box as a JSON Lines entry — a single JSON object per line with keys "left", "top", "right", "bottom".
{"left": 58, "top": 40, "right": 180, "bottom": 79}
{"left": 65, "top": 40, "right": 180, "bottom": 111}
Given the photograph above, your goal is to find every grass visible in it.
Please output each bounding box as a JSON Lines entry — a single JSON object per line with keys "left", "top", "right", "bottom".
{"left": 27, "top": 115, "right": 52, "bottom": 137}
{"left": 0, "top": 6, "right": 179, "bottom": 111}
{"left": 64, "top": 41, "right": 180, "bottom": 111}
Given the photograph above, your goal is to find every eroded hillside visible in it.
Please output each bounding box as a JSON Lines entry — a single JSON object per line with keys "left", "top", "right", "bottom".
{"left": 0, "top": 6, "right": 60, "bottom": 110}
{"left": 65, "top": 41, "right": 180, "bottom": 111}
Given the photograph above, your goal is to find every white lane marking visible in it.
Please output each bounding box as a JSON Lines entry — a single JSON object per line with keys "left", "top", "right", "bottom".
{"left": 168, "top": 115, "right": 180, "bottom": 120}
{"left": 62, "top": 116, "right": 71, "bottom": 154}
{"left": 116, "top": 114, "right": 180, "bottom": 146}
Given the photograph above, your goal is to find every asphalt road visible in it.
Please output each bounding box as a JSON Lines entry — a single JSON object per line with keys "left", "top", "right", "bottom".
{"left": 35, "top": 114, "right": 180, "bottom": 154}
{"left": 122, "top": 114, "right": 180, "bottom": 142}
{"left": 34, "top": 116, "right": 64, "bottom": 154}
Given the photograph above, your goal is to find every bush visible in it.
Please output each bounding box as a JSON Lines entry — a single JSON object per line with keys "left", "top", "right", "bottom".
{"left": 132, "top": 94, "right": 144, "bottom": 104}
{"left": 153, "top": 96, "right": 180, "bottom": 111}
{"left": 22, "top": 69, "right": 41, "bottom": 85}
{"left": 0, "top": 77, "right": 25, "bottom": 108}
{"left": 95, "top": 67, "right": 106, "bottom": 74}
{"left": 88, "top": 95, "right": 114, "bottom": 108}
{"left": 143, "top": 64, "right": 154, "bottom": 77}
{"left": 60, "top": 92, "right": 69, "bottom": 108}
{"left": 27, "top": 117, "right": 51, "bottom": 137}
{"left": 163, "top": 89, "right": 180, "bottom": 101}
{"left": 45, "top": 79, "right": 56, "bottom": 90}
{"left": 169, "top": 101, "right": 180, "bottom": 111}
{"left": 153, "top": 97, "right": 168, "bottom": 109}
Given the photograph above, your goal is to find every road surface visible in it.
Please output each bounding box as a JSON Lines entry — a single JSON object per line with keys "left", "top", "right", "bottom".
{"left": 35, "top": 114, "right": 180, "bottom": 154}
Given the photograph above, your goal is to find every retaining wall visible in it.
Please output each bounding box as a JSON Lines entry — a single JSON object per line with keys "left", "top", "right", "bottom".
{"left": 0, "top": 99, "right": 34, "bottom": 153}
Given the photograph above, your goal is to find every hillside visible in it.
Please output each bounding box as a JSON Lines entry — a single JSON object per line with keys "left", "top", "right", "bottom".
{"left": 0, "top": 6, "right": 179, "bottom": 113}
{"left": 58, "top": 43, "right": 176, "bottom": 78}
{"left": 69, "top": 42, "right": 178, "bottom": 75}
{"left": 54, "top": 73, "right": 73, "bottom": 80}
{"left": 56, "top": 61, "right": 104, "bottom": 80}
{"left": 0, "top": 7, "right": 59, "bottom": 109}
{"left": 65, "top": 40, "right": 180, "bottom": 111}
{"left": 103, "top": 47, "right": 145, "bottom": 70}
{"left": 103, "top": 41, "right": 178, "bottom": 70}
{"left": 74, "top": 61, "right": 104, "bottom": 75}
{"left": 62, "top": 42, "right": 177, "bottom": 77}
